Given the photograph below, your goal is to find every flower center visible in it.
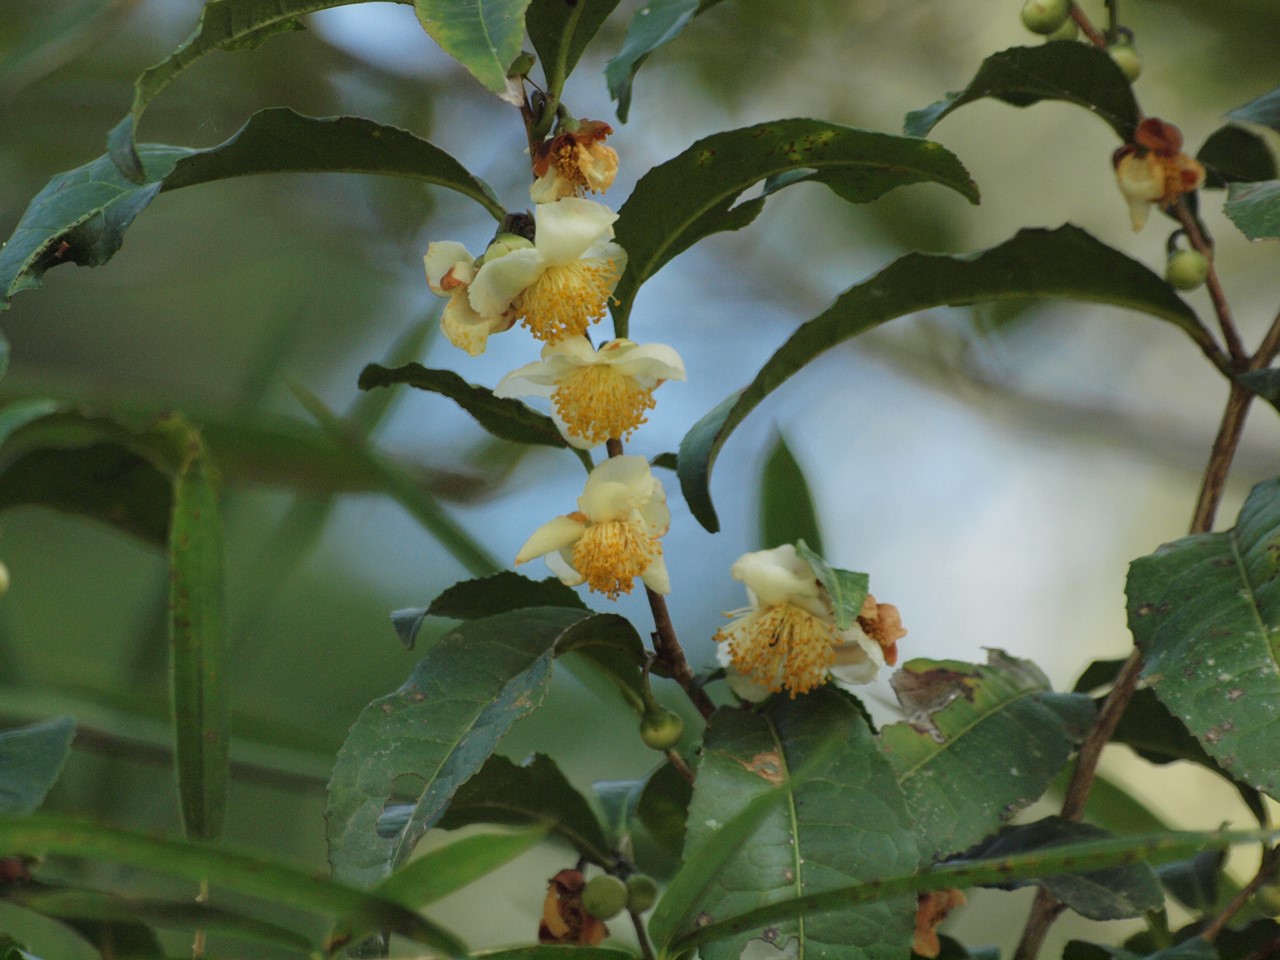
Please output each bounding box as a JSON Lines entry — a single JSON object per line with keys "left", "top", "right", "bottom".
{"left": 552, "top": 365, "right": 655, "bottom": 445}
{"left": 717, "top": 603, "right": 841, "bottom": 698}
{"left": 516, "top": 258, "right": 618, "bottom": 342}
{"left": 571, "top": 518, "right": 658, "bottom": 599}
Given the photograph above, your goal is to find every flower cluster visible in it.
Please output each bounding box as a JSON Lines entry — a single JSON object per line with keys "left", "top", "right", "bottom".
{"left": 1112, "top": 117, "right": 1205, "bottom": 232}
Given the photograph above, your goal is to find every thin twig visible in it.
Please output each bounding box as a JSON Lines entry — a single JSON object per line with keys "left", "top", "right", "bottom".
{"left": 665, "top": 748, "right": 696, "bottom": 785}
{"left": 647, "top": 587, "right": 716, "bottom": 720}
{"left": 1189, "top": 383, "right": 1254, "bottom": 533}
{"left": 1069, "top": 3, "right": 1108, "bottom": 47}
{"left": 1200, "top": 849, "right": 1279, "bottom": 942}
{"left": 630, "top": 907, "right": 657, "bottom": 960}
{"left": 1175, "top": 203, "right": 1245, "bottom": 363}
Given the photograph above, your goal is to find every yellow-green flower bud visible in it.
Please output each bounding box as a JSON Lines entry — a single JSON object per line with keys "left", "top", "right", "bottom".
{"left": 582, "top": 875, "right": 628, "bottom": 920}
{"left": 626, "top": 874, "right": 660, "bottom": 913}
{"left": 639, "top": 709, "right": 684, "bottom": 750}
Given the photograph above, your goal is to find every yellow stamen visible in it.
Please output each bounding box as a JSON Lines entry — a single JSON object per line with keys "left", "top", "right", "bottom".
{"left": 552, "top": 365, "right": 655, "bottom": 445}
{"left": 571, "top": 519, "right": 658, "bottom": 599}
{"left": 716, "top": 603, "right": 841, "bottom": 698}
{"left": 516, "top": 258, "right": 617, "bottom": 342}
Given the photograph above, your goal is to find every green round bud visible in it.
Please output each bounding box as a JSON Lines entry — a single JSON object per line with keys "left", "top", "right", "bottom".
{"left": 1108, "top": 42, "right": 1143, "bottom": 82}
{"left": 1252, "top": 883, "right": 1280, "bottom": 917}
{"left": 639, "top": 709, "right": 684, "bottom": 750}
{"left": 479, "top": 233, "right": 534, "bottom": 266}
{"left": 1045, "top": 16, "right": 1079, "bottom": 41}
{"left": 582, "top": 874, "right": 628, "bottom": 920}
{"left": 1020, "top": 0, "right": 1071, "bottom": 35}
{"left": 1165, "top": 249, "right": 1209, "bottom": 291}
{"left": 626, "top": 874, "right": 660, "bottom": 913}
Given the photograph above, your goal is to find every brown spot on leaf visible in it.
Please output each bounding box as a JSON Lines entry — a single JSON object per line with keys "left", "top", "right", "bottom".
{"left": 738, "top": 751, "right": 784, "bottom": 785}
{"left": 1228, "top": 688, "right": 1245, "bottom": 701}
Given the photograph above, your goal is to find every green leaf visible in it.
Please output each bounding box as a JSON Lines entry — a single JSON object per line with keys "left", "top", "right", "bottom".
{"left": 1224, "top": 180, "right": 1280, "bottom": 240}
{"left": 0, "top": 812, "right": 466, "bottom": 955}
{"left": 878, "top": 651, "right": 1095, "bottom": 861}
{"left": 326, "top": 608, "right": 619, "bottom": 887}
{"left": 903, "top": 43, "right": 1139, "bottom": 141}
{"left": 793, "top": 541, "right": 867, "bottom": 631}
{"left": 634, "top": 761, "right": 692, "bottom": 871}
{"left": 759, "top": 435, "right": 822, "bottom": 554}
{"left": 1127, "top": 476, "right": 1280, "bottom": 798}
{"left": 655, "top": 691, "right": 919, "bottom": 960}
{"left": 677, "top": 225, "right": 1206, "bottom": 532}
{"left": 526, "top": 0, "right": 622, "bottom": 92}
{"left": 1154, "top": 848, "right": 1225, "bottom": 914}
{"left": 1066, "top": 940, "right": 1218, "bottom": 960}
{"left": 605, "top": 0, "right": 727, "bottom": 123}
{"left": 414, "top": 0, "right": 532, "bottom": 98}
{"left": 0, "top": 717, "right": 75, "bottom": 815}
{"left": 167, "top": 424, "right": 229, "bottom": 842}
{"left": 1197, "top": 126, "right": 1277, "bottom": 189}
{"left": 437, "top": 753, "right": 614, "bottom": 865}
{"left": 1227, "top": 86, "right": 1280, "bottom": 135}
{"left": 610, "top": 119, "right": 979, "bottom": 334}
{"left": 473, "top": 949, "right": 638, "bottom": 960}
{"left": 1236, "top": 369, "right": 1280, "bottom": 414}
{"left": 374, "top": 828, "right": 545, "bottom": 909}
{"left": 429, "top": 572, "right": 587, "bottom": 621}
{"left": 3, "top": 108, "right": 502, "bottom": 307}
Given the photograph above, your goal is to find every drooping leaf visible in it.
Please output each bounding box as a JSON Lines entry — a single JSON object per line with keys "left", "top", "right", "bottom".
{"left": 605, "top": 0, "right": 727, "bottom": 122}
{"left": 1226, "top": 85, "right": 1280, "bottom": 135}
{"left": 611, "top": 119, "right": 979, "bottom": 334}
{"left": 1224, "top": 180, "right": 1280, "bottom": 240}
{"left": 414, "top": 0, "right": 531, "bottom": 99}
{"left": 437, "top": 753, "right": 614, "bottom": 865}
{"left": 793, "top": 541, "right": 867, "bottom": 631}
{"left": 1196, "top": 126, "right": 1277, "bottom": 189}
{"left": 903, "top": 43, "right": 1139, "bottom": 141}
{"left": 374, "top": 828, "right": 545, "bottom": 909}
{"left": 1127, "top": 476, "right": 1280, "bottom": 798}
{"left": 655, "top": 691, "right": 919, "bottom": 960}
{"left": 958, "top": 817, "right": 1163, "bottom": 920}
{"left": 526, "top": 0, "right": 622, "bottom": 91}
{"left": 677, "top": 225, "right": 1206, "bottom": 532}
{"left": 0, "top": 717, "right": 76, "bottom": 815}
{"left": 759, "top": 434, "right": 822, "bottom": 554}
{"left": 594, "top": 762, "right": 690, "bottom": 879}
{"left": 878, "top": 651, "right": 1094, "bottom": 862}
{"left": 3, "top": 109, "right": 502, "bottom": 307}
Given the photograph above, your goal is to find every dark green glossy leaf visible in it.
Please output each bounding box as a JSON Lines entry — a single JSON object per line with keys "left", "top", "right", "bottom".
{"left": 611, "top": 119, "right": 978, "bottom": 334}
{"left": 526, "top": 0, "right": 622, "bottom": 90}
{"left": 879, "top": 651, "right": 1094, "bottom": 861}
{"left": 678, "top": 225, "right": 1205, "bottom": 532}
{"left": 1072, "top": 657, "right": 1129, "bottom": 693}
{"left": 1236, "top": 369, "right": 1280, "bottom": 414}
{"left": 656, "top": 691, "right": 918, "bottom": 960}
{"left": 1224, "top": 180, "right": 1280, "bottom": 240}
{"left": 0, "top": 717, "right": 75, "bottom": 815}
{"left": 1227, "top": 86, "right": 1280, "bottom": 135}
{"left": 1197, "top": 126, "right": 1276, "bottom": 189}
{"left": 414, "top": 0, "right": 531, "bottom": 98}
{"left": 437, "top": 753, "right": 613, "bottom": 865}
{"left": 634, "top": 761, "right": 692, "bottom": 871}
{"left": 904, "top": 43, "right": 1139, "bottom": 141}
{"left": 961, "top": 817, "right": 1162, "bottom": 920}
{"left": 427, "top": 571, "right": 587, "bottom": 621}
{"left": 794, "top": 541, "right": 867, "bottom": 631}
{"left": 605, "top": 0, "right": 727, "bottom": 122}
{"left": 1127, "top": 476, "right": 1280, "bottom": 798}
{"left": 759, "top": 434, "right": 822, "bottom": 554}
{"left": 390, "top": 607, "right": 432, "bottom": 650}
{"left": 374, "top": 828, "right": 544, "bottom": 909}
{"left": 1066, "top": 939, "right": 1218, "bottom": 960}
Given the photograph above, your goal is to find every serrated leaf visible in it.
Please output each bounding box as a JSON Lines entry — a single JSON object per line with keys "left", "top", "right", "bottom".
{"left": 414, "top": 0, "right": 531, "bottom": 99}
{"left": 904, "top": 43, "right": 1139, "bottom": 141}
{"left": 437, "top": 753, "right": 613, "bottom": 864}
{"left": 3, "top": 108, "right": 502, "bottom": 307}
{"left": 1127, "top": 476, "right": 1280, "bottom": 798}
{"left": 759, "top": 434, "right": 822, "bottom": 554}
{"left": 611, "top": 119, "right": 979, "bottom": 334}
{"left": 658, "top": 691, "right": 918, "bottom": 960}
{"left": 526, "top": 0, "right": 622, "bottom": 90}
{"left": 1227, "top": 86, "right": 1280, "bottom": 135}
{"left": 428, "top": 572, "right": 588, "bottom": 621}
{"left": 1197, "top": 126, "right": 1276, "bottom": 189}
{"left": 605, "top": 0, "right": 726, "bottom": 122}
{"left": 326, "top": 608, "right": 627, "bottom": 887}
{"left": 677, "top": 225, "right": 1205, "bottom": 532}
{"left": 878, "top": 651, "right": 1094, "bottom": 861}
{"left": 793, "top": 541, "right": 867, "bottom": 631}
{"left": 0, "top": 717, "right": 76, "bottom": 815}
{"left": 1224, "top": 180, "right": 1280, "bottom": 240}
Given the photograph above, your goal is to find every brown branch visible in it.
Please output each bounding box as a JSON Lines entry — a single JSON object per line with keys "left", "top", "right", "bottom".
{"left": 665, "top": 748, "right": 696, "bottom": 784}
{"left": 647, "top": 587, "right": 715, "bottom": 720}
{"left": 1069, "top": 3, "right": 1108, "bottom": 47}
{"left": 1201, "top": 849, "right": 1280, "bottom": 943}
{"left": 1174, "top": 203, "right": 1245, "bottom": 363}
{"left": 1190, "top": 383, "right": 1254, "bottom": 534}
{"left": 630, "top": 906, "right": 657, "bottom": 960}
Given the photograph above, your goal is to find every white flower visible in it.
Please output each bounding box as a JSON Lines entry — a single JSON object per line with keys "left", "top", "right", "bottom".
{"left": 423, "top": 241, "right": 516, "bottom": 356}
{"left": 515, "top": 455, "right": 670, "bottom": 599}
{"left": 714, "top": 544, "right": 905, "bottom": 699}
{"left": 494, "top": 336, "right": 685, "bottom": 448}
{"left": 468, "top": 198, "right": 627, "bottom": 344}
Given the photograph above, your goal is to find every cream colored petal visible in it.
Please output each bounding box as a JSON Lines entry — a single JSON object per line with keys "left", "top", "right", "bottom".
{"left": 424, "top": 241, "right": 473, "bottom": 293}
{"left": 828, "top": 632, "right": 884, "bottom": 688}
{"left": 731, "top": 545, "right": 820, "bottom": 608}
{"left": 440, "top": 293, "right": 502, "bottom": 356}
{"left": 530, "top": 171, "right": 572, "bottom": 204}
{"left": 545, "top": 335, "right": 601, "bottom": 366}
{"left": 608, "top": 341, "right": 687, "bottom": 385}
{"left": 550, "top": 406, "right": 598, "bottom": 450}
{"left": 640, "top": 553, "right": 671, "bottom": 595}
{"left": 546, "top": 549, "right": 586, "bottom": 587}
{"left": 584, "top": 453, "right": 652, "bottom": 491}
{"left": 515, "top": 514, "right": 586, "bottom": 565}
{"left": 578, "top": 479, "right": 634, "bottom": 522}
{"left": 637, "top": 494, "right": 671, "bottom": 538}
{"left": 534, "top": 197, "right": 618, "bottom": 264}
{"left": 493, "top": 359, "right": 559, "bottom": 398}
{"left": 469, "top": 249, "right": 543, "bottom": 317}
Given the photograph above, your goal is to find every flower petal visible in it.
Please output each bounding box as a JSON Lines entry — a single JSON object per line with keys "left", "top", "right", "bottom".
{"left": 424, "top": 241, "right": 473, "bottom": 293}
{"left": 441, "top": 293, "right": 505, "bottom": 356}
{"left": 546, "top": 549, "right": 586, "bottom": 587}
{"left": 731, "top": 544, "right": 820, "bottom": 608}
{"left": 607, "top": 341, "right": 687, "bottom": 385}
{"left": 470, "top": 249, "right": 542, "bottom": 317}
{"left": 828, "top": 632, "right": 884, "bottom": 688}
{"left": 493, "top": 358, "right": 559, "bottom": 398}
{"left": 516, "top": 514, "right": 587, "bottom": 565}
{"left": 640, "top": 553, "right": 671, "bottom": 595}
{"left": 534, "top": 197, "right": 618, "bottom": 265}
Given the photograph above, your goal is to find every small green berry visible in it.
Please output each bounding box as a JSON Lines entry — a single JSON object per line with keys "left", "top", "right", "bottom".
{"left": 582, "top": 874, "right": 628, "bottom": 920}
{"left": 1020, "top": 0, "right": 1071, "bottom": 35}
{"left": 1165, "top": 249, "right": 1209, "bottom": 291}
{"left": 626, "top": 874, "right": 660, "bottom": 913}
{"left": 1045, "top": 16, "right": 1079, "bottom": 41}
{"left": 639, "top": 709, "right": 684, "bottom": 751}
{"left": 1108, "top": 42, "right": 1143, "bottom": 82}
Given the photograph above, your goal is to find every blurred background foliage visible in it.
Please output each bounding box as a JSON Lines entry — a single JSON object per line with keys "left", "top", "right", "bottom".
{"left": 0, "top": 0, "right": 1278, "bottom": 954}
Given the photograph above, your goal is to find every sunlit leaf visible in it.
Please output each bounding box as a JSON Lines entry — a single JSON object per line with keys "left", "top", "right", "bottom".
{"left": 1224, "top": 180, "right": 1280, "bottom": 240}
{"left": 904, "top": 43, "right": 1139, "bottom": 141}
{"left": 526, "top": 0, "right": 622, "bottom": 90}
{"left": 0, "top": 717, "right": 75, "bottom": 815}
{"left": 414, "top": 0, "right": 531, "bottom": 99}
{"left": 605, "top": 0, "right": 727, "bottom": 122}
{"left": 759, "top": 434, "right": 822, "bottom": 553}
{"left": 677, "top": 225, "right": 1205, "bottom": 532}
{"left": 1197, "top": 126, "right": 1276, "bottom": 189}
{"left": 611, "top": 119, "right": 978, "bottom": 334}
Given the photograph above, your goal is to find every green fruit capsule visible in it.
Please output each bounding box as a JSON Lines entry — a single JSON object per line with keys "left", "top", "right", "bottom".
{"left": 582, "top": 874, "right": 629, "bottom": 920}
{"left": 1109, "top": 42, "right": 1142, "bottom": 82}
{"left": 639, "top": 709, "right": 684, "bottom": 750}
{"left": 1045, "top": 16, "right": 1079, "bottom": 41}
{"left": 626, "top": 874, "right": 660, "bottom": 913}
{"left": 1021, "top": 0, "right": 1071, "bottom": 35}
{"left": 1165, "top": 249, "right": 1209, "bottom": 291}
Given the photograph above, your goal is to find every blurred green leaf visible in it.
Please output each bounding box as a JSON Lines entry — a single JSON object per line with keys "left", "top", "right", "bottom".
{"left": 427, "top": 572, "right": 587, "bottom": 622}
{"left": 0, "top": 717, "right": 75, "bottom": 815}
{"left": 1127, "top": 476, "right": 1280, "bottom": 799}
{"left": 474, "top": 949, "right": 638, "bottom": 960}
{"left": 759, "top": 435, "right": 822, "bottom": 554}
{"left": 437, "top": 753, "right": 613, "bottom": 864}
{"left": 634, "top": 761, "right": 692, "bottom": 870}
{"left": 1236, "top": 369, "right": 1280, "bottom": 413}
{"left": 1066, "top": 940, "right": 1218, "bottom": 960}
{"left": 611, "top": 119, "right": 978, "bottom": 334}
{"left": 904, "top": 43, "right": 1139, "bottom": 141}
{"left": 414, "top": 0, "right": 531, "bottom": 98}
{"left": 1154, "top": 848, "right": 1225, "bottom": 914}
{"left": 1197, "top": 126, "right": 1276, "bottom": 189}
{"left": 878, "top": 651, "right": 1095, "bottom": 861}
{"left": 677, "top": 225, "right": 1206, "bottom": 533}
{"left": 794, "top": 541, "right": 867, "bottom": 631}
{"left": 0, "top": 936, "right": 40, "bottom": 960}
{"left": 374, "top": 828, "right": 545, "bottom": 908}
{"left": 605, "top": 0, "right": 727, "bottom": 122}
{"left": 1224, "top": 180, "right": 1280, "bottom": 240}
{"left": 527, "top": 0, "right": 622, "bottom": 92}
{"left": 1227, "top": 85, "right": 1280, "bottom": 134}
{"left": 657, "top": 691, "right": 918, "bottom": 960}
